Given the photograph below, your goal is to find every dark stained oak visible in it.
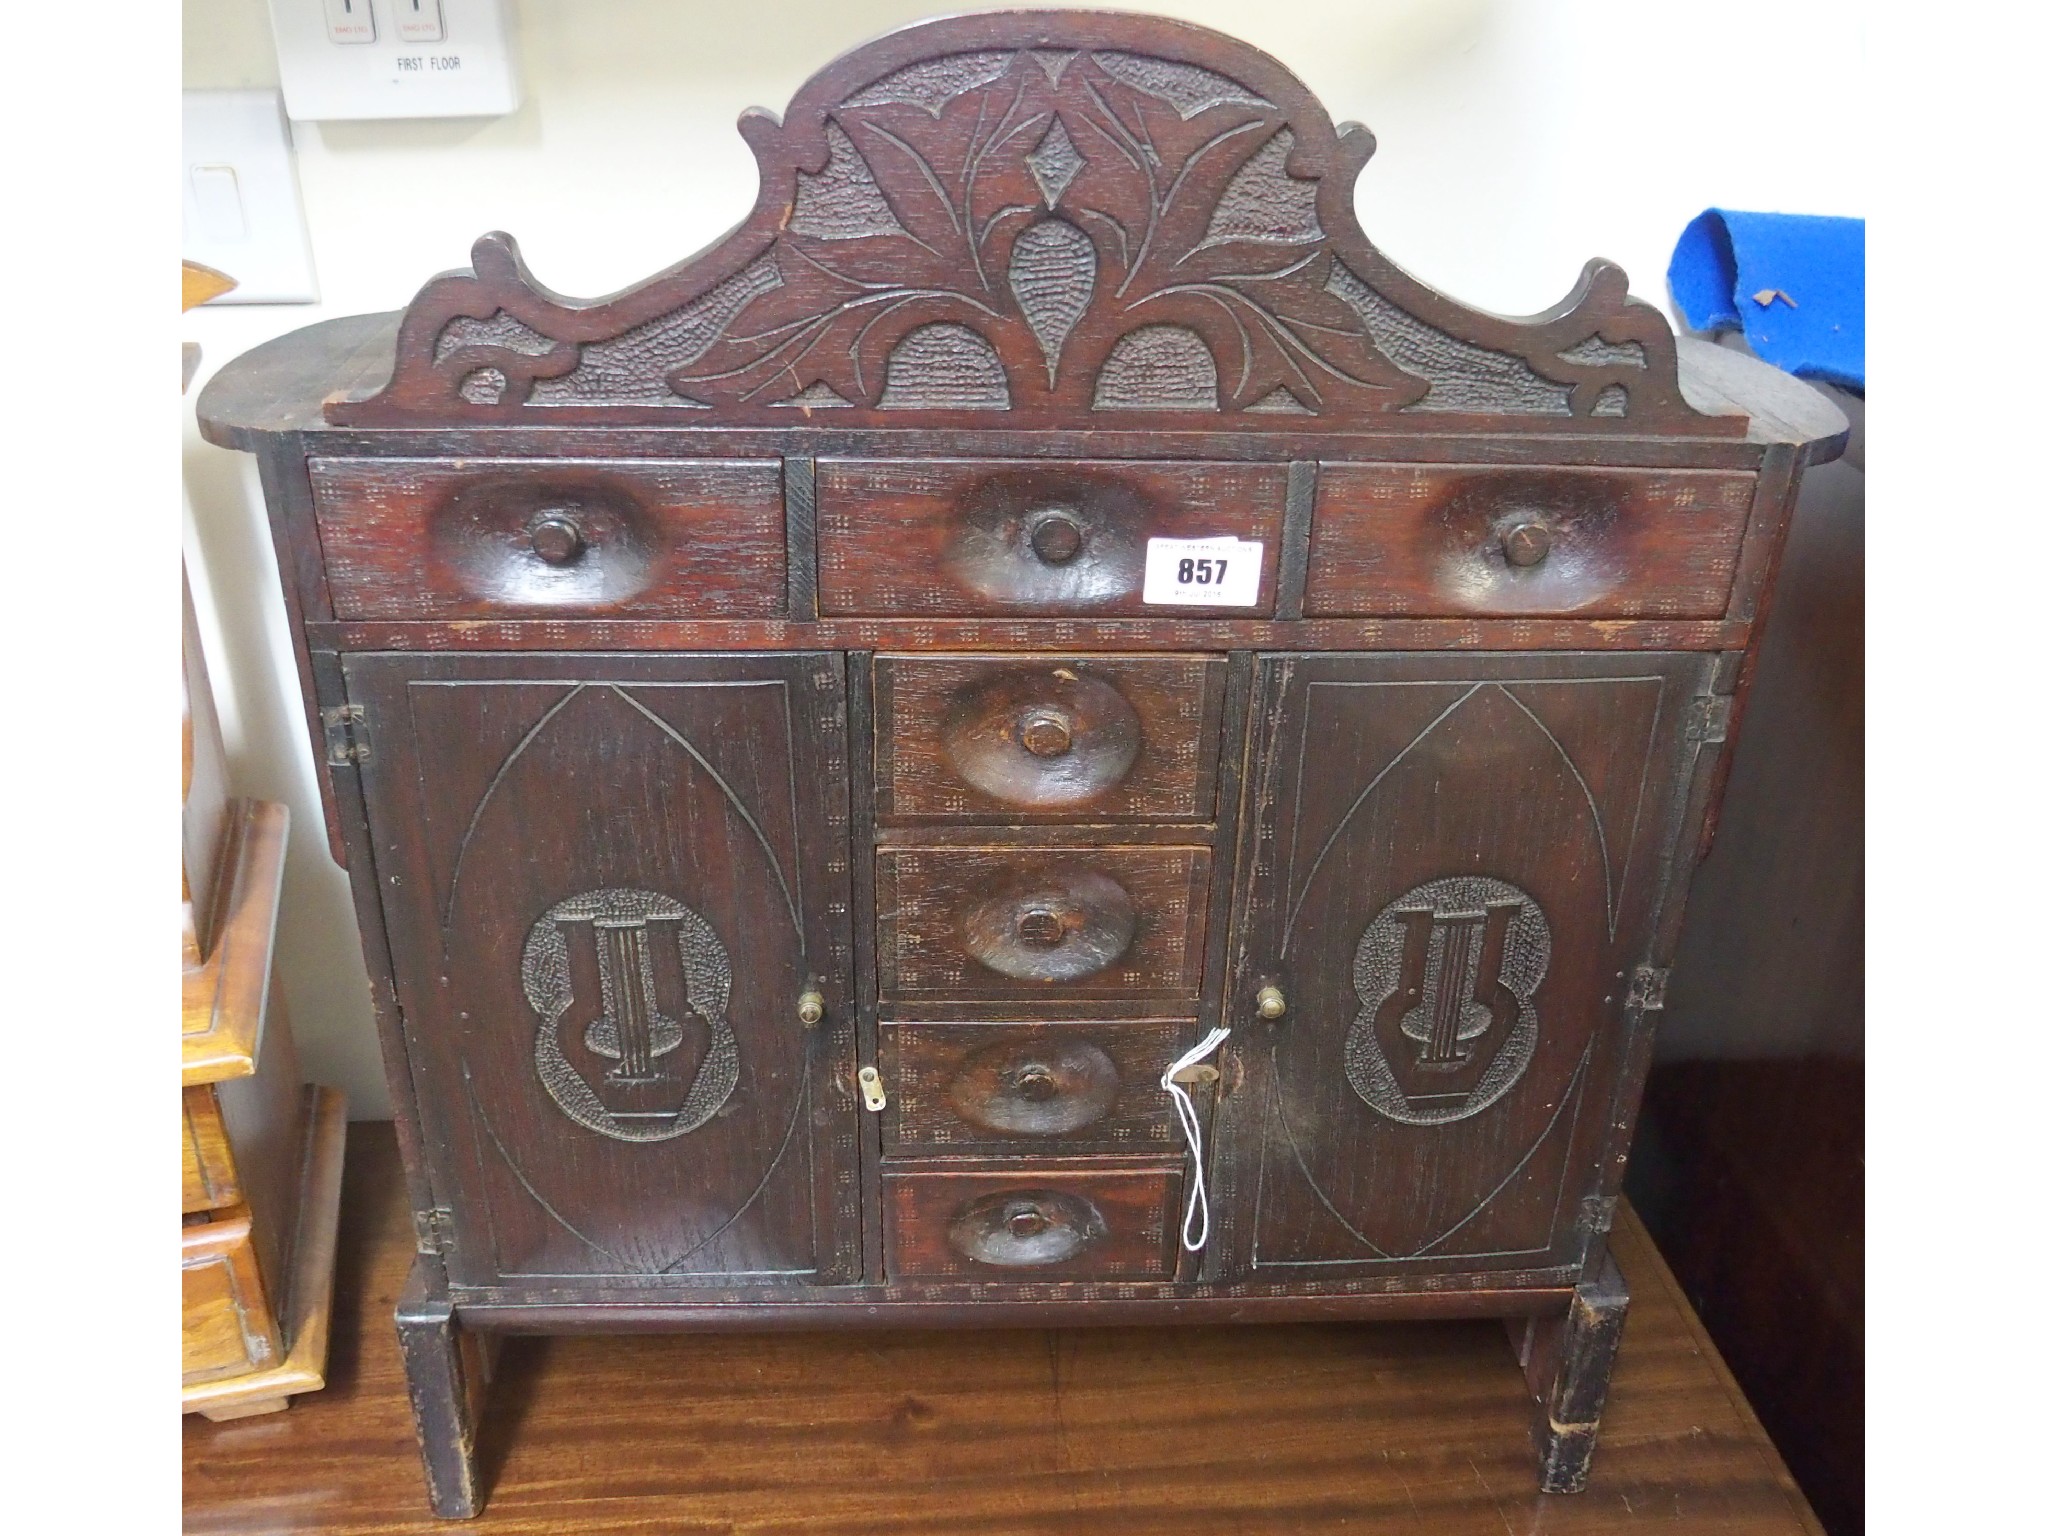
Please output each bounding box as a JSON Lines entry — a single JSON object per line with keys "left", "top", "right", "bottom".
{"left": 182, "top": 1125, "right": 1825, "bottom": 1535}
{"left": 877, "top": 652, "right": 1227, "bottom": 822}
{"left": 188, "top": 8, "right": 1852, "bottom": 1514}
{"left": 1305, "top": 465, "right": 1758, "bottom": 618}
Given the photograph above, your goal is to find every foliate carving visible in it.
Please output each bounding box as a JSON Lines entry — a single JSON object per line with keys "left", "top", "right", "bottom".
{"left": 1344, "top": 876, "right": 1551, "bottom": 1125}
{"left": 521, "top": 887, "right": 739, "bottom": 1143}
{"left": 334, "top": 11, "right": 1737, "bottom": 435}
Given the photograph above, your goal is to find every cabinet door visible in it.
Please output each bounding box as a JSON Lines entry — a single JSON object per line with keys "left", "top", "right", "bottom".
{"left": 345, "top": 653, "right": 857, "bottom": 1289}
{"left": 1211, "top": 653, "right": 1711, "bottom": 1282}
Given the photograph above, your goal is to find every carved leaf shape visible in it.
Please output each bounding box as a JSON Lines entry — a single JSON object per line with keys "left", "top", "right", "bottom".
{"left": 1008, "top": 218, "right": 1097, "bottom": 383}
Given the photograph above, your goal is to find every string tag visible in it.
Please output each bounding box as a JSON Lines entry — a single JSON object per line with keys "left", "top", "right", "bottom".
{"left": 1160, "top": 1026, "right": 1231, "bottom": 1252}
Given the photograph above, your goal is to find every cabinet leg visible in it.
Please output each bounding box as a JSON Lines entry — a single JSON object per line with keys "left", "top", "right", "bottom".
{"left": 1509, "top": 1252, "right": 1629, "bottom": 1494}
{"left": 396, "top": 1255, "right": 487, "bottom": 1519}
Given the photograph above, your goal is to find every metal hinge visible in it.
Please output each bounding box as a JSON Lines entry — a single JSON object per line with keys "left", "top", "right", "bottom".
{"left": 1683, "top": 695, "right": 1733, "bottom": 744}
{"left": 1575, "top": 1196, "right": 1619, "bottom": 1235}
{"left": 1626, "top": 965, "right": 1671, "bottom": 1013}
{"left": 322, "top": 703, "right": 372, "bottom": 765}
{"left": 414, "top": 1207, "right": 456, "bottom": 1255}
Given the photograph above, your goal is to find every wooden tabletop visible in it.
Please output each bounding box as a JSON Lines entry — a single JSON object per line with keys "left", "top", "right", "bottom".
{"left": 184, "top": 1125, "right": 1821, "bottom": 1535}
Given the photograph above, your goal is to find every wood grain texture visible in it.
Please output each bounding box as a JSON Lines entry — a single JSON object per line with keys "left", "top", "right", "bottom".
{"left": 1305, "top": 465, "right": 1757, "bottom": 619}
{"left": 880, "top": 1019, "right": 1193, "bottom": 1156}
{"left": 343, "top": 652, "right": 861, "bottom": 1292}
{"left": 884, "top": 1161, "right": 1181, "bottom": 1280}
{"left": 819, "top": 459, "right": 1286, "bottom": 616}
{"left": 877, "top": 844, "right": 1210, "bottom": 1003}
{"left": 183, "top": 798, "right": 288, "bottom": 1082}
{"left": 186, "top": 1086, "right": 350, "bottom": 1420}
{"left": 877, "top": 652, "right": 1226, "bottom": 822}
{"left": 309, "top": 457, "right": 786, "bottom": 620}
{"left": 1213, "top": 652, "right": 1710, "bottom": 1282}
{"left": 182, "top": 1205, "right": 283, "bottom": 1384}
{"left": 321, "top": 13, "right": 1734, "bottom": 438}
{"left": 183, "top": 1126, "right": 1824, "bottom": 1535}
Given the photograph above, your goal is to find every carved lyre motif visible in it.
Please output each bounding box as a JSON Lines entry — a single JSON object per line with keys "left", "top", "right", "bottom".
{"left": 327, "top": 10, "right": 1741, "bottom": 436}
{"left": 1346, "top": 877, "right": 1550, "bottom": 1125}
{"left": 521, "top": 887, "right": 739, "bottom": 1143}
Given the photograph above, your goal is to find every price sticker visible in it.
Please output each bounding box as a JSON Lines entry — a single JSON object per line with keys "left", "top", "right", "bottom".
{"left": 1142, "top": 536, "right": 1264, "bottom": 607}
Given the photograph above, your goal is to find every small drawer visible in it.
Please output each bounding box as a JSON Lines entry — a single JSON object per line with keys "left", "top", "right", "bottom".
{"left": 876, "top": 846, "right": 1210, "bottom": 1004}
{"left": 883, "top": 1163, "right": 1180, "bottom": 1279}
{"left": 182, "top": 1083, "right": 240, "bottom": 1214}
{"left": 310, "top": 457, "right": 786, "bottom": 619}
{"left": 876, "top": 653, "right": 1226, "bottom": 822}
{"left": 182, "top": 1205, "right": 283, "bottom": 1385}
{"left": 880, "top": 1020, "right": 1195, "bottom": 1156}
{"left": 1305, "top": 464, "right": 1757, "bottom": 618}
{"left": 817, "top": 459, "right": 1285, "bottom": 616}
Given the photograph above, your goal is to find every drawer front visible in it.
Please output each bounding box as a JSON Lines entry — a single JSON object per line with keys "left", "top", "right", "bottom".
{"left": 311, "top": 457, "right": 786, "bottom": 619}
{"left": 881, "top": 1021, "right": 1192, "bottom": 1156}
{"left": 876, "top": 654, "right": 1227, "bottom": 823}
{"left": 181, "top": 1207, "right": 282, "bottom": 1384}
{"left": 182, "top": 1084, "right": 240, "bottom": 1214}
{"left": 1305, "top": 465, "right": 1756, "bottom": 618}
{"left": 818, "top": 459, "right": 1285, "bottom": 616}
{"left": 883, "top": 1164, "right": 1179, "bottom": 1280}
{"left": 877, "top": 846, "right": 1209, "bottom": 1003}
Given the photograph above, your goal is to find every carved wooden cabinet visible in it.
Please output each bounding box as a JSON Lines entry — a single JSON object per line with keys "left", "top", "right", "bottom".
{"left": 198, "top": 11, "right": 1846, "bottom": 1516}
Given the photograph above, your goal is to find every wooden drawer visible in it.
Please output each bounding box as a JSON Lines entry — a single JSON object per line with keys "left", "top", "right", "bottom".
{"left": 1305, "top": 464, "right": 1756, "bottom": 618}
{"left": 883, "top": 1163, "right": 1180, "bottom": 1280}
{"left": 876, "top": 654, "right": 1226, "bottom": 823}
{"left": 880, "top": 1021, "right": 1193, "bottom": 1156}
{"left": 817, "top": 459, "right": 1285, "bottom": 616}
{"left": 182, "top": 1083, "right": 241, "bottom": 1214}
{"left": 182, "top": 1205, "right": 284, "bottom": 1385}
{"left": 310, "top": 457, "right": 786, "bottom": 619}
{"left": 876, "top": 846, "right": 1210, "bottom": 1004}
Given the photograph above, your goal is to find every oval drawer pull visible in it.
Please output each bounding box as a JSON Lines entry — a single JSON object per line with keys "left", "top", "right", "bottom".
{"left": 940, "top": 667, "right": 1143, "bottom": 810}
{"left": 960, "top": 868, "right": 1136, "bottom": 982}
{"left": 947, "top": 1189, "right": 1106, "bottom": 1268}
{"left": 946, "top": 1036, "right": 1121, "bottom": 1136}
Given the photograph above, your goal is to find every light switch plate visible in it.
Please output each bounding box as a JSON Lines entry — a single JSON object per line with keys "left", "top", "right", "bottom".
{"left": 267, "top": 0, "right": 520, "bottom": 120}
{"left": 181, "top": 91, "right": 319, "bottom": 305}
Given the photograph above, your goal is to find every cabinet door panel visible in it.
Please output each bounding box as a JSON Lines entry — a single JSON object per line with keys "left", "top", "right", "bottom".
{"left": 345, "top": 653, "right": 857, "bottom": 1289}
{"left": 1212, "top": 653, "right": 1708, "bottom": 1281}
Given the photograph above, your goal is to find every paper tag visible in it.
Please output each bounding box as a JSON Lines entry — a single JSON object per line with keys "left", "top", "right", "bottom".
{"left": 1142, "top": 536, "right": 1264, "bottom": 607}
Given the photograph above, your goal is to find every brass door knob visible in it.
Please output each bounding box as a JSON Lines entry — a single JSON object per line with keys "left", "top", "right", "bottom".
{"left": 1256, "top": 984, "right": 1287, "bottom": 1020}
{"left": 796, "top": 989, "right": 825, "bottom": 1027}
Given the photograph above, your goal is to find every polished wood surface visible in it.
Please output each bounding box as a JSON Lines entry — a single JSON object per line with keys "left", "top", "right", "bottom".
{"left": 184, "top": 1124, "right": 1821, "bottom": 1534}
{"left": 182, "top": 798, "right": 289, "bottom": 1081}
{"left": 309, "top": 457, "right": 788, "bottom": 620}
{"left": 186, "top": 1087, "right": 350, "bottom": 1421}
{"left": 188, "top": 10, "right": 1852, "bottom": 1510}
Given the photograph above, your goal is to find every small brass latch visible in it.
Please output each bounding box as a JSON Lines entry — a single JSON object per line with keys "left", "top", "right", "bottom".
{"left": 857, "top": 1065, "right": 887, "bottom": 1111}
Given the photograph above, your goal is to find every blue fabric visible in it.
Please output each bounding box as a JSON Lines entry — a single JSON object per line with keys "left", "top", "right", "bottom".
{"left": 1668, "top": 209, "right": 1864, "bottom": 390}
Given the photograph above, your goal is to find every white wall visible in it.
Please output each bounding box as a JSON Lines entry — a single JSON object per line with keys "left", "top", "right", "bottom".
{"left": 181, "top": 0, "right": 1864, "bottom": 1115}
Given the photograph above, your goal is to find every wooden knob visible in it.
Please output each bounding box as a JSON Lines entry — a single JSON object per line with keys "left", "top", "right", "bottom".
{"left": 796, "top": 989, "right": 825, "bottom": 1027}
{"left": 530, "top": 513, "right": 586, "bottom": 565}
{"left": 1014, "top": 1064, "right": 1059, "bottom": 1101}
{"left": 1256, "top": 984, "right": 1287, "bottom": 1020}
{"left": 1007, "top": 1206, "right": 1050, "bottom": 1238}
{"left": 1028, "top": 509, "right": 1086, "bottom": 564}
{"left": 1016, "top": 707, "right": 1074, "bottom": 758}
{"left": 1500, "top": 519, "right": 1552, "bottom": 568}
{"left": 1016, "top": 906, "right": 1068, "bottom": 948}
